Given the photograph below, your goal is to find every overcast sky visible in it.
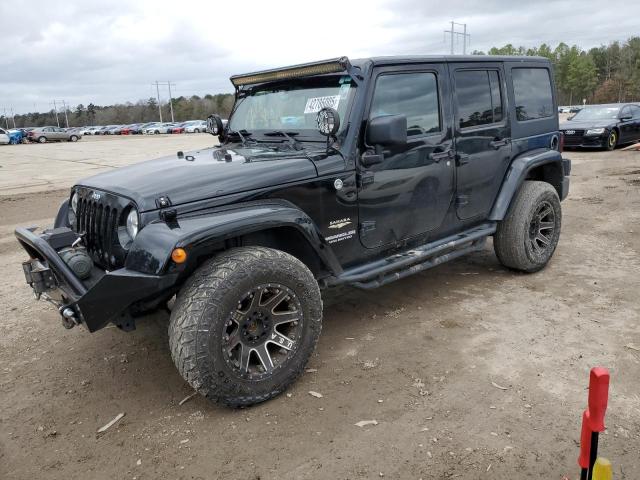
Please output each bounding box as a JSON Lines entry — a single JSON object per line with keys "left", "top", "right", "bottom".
{"left": 2, "top": 0, "right": 639, "bottom": 114}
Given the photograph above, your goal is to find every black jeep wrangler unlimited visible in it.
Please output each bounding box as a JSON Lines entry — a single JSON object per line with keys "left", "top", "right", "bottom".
{"left": 17, "top": 55, "right": 570, "bottom": 406}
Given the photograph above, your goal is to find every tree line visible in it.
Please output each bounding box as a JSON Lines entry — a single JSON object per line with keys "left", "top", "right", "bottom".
{"left": 4, "top": 93, "right": 235, "bottom": 129}
{"left": 3, "top": 36, "right": 640, "bottom": 128}
{"left": 474, "top": 36, "right": 640, "bottom": 106}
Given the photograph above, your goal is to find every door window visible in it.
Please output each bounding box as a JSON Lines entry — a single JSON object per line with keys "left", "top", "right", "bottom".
{"left": 369, "top": 72, "right": 440, "bottom": 136}
{"left": 512, "top": 68, "right": 554, "bottom": 121}
{"left": 630, "top": 105, "right": 640, "bottom": 119}
{"left": 454, "top": 70, "right": 503, "bottom": 128}
{"left": 620, "top": 106, "right": 631, "bottom": 119}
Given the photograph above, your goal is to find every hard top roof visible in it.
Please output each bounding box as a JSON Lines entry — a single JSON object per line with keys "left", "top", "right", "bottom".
{"left": 351, "top": 55, "right": 551, "bottom": 68}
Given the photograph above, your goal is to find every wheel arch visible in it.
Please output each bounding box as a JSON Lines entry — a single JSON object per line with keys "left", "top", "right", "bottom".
{"left": 489, "top": 148, "right": 566, "bottom": 221}
{"left": 125, "top": 200, "right": 342, "bottom": 279}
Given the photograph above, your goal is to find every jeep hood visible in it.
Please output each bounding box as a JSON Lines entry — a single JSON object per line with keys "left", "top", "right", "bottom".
{"left": 77, "top": 146, "right": 319, "bottom": 211}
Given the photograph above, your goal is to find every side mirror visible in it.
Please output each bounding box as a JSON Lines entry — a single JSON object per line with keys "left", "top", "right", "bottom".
{"left": 207, "top": 114, "right": 224, "bottom": 136}
{"left": 366, "top": 115, "right": 407, "bottom": 146}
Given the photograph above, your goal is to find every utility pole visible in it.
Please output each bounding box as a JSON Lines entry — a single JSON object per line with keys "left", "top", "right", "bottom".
{"left": 10, "top": 107, "right": 16, "bottom": 128}
{"left": 51, "top": 100, "right": 60, "bottom": 127}
{"left": 444, "top": 21, "right": 471, "bottom": 55}
{"left": 155, "top": 81, "right": 163, "bottom": 122}
{"left": 166, "top": 81, "right": 176, "bottom": 122}
{"left": 2, "top": 108, "right": 8, "bottom": 129}
{"left": 61, "top": 100, "right": 69, "bottom": 128}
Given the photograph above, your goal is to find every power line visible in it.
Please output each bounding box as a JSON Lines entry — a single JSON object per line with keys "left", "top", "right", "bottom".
{"left": 444, "top": 21, "right": 471, "bottom": 55}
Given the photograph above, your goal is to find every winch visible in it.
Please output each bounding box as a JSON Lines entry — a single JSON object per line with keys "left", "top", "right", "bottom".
{"left": 58, "top": 246, "right": 93, "bottom": 280}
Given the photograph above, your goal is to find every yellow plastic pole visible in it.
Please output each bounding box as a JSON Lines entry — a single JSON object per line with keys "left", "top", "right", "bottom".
{"left": 592, "top": 458, "right": 612, "bottom": 480}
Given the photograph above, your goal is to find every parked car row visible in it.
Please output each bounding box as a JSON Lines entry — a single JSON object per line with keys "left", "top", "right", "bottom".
{"left": 1, "top": 119, "right": 227, "bottom": 145}
{"left": 0, "top": 127, "right": 27, "bottom": 144}
{"left": 78, "top": 120, "right": 214, "bottom": 136}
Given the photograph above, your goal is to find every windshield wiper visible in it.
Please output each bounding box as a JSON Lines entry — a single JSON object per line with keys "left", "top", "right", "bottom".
{"left": 263, "top": 130, "right": 304, "bottom": 151}
{"left": 226, "top": 129, "right": 257, "bottom": 147}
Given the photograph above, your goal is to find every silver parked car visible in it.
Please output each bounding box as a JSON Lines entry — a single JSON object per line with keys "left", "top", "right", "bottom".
{"left": 28, "top": 126, "right": 82, "bottom": 143}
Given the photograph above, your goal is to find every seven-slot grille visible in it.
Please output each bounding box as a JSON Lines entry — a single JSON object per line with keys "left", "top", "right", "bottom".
{"left": 75, "top": 193, "right": 122, "bottom": 268}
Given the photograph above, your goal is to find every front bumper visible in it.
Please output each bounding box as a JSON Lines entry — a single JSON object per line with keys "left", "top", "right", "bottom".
{"left": 563, "top": 133, "right": 607, "bottom": 148}
{"left": 16, "top": 226, "right": 178, "bottom": 332}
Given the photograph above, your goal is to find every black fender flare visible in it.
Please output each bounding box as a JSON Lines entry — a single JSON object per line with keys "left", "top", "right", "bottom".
{"left": 53, "top": 198, "right": 71, "bottom": 228}
{"left": 489, "top": 148, "right": 566, "bottom": 221}
{"left": 125, "top": 200, "right": 342, "bottom": 276}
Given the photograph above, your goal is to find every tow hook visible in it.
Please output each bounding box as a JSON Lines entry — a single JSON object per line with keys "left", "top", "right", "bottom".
{"left": 60, "top": 306, "right": 80, "bottom": 329}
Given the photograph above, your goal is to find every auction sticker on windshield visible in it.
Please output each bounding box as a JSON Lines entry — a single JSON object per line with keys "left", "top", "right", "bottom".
{"left": 304, "top": 95, "right": 340, "bottom": 114}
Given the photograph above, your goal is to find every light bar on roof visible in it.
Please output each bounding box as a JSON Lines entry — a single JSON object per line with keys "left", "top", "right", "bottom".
{"left": 230, "top": 57, "right": 351, "bottom": 87}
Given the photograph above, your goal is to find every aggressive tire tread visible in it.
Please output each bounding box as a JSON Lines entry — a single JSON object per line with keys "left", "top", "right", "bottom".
{"left": 494, "top": 180, "right": 562, "bottom": 273}
{"left": 168, "top": 247, "right": 322, "bottom": 407}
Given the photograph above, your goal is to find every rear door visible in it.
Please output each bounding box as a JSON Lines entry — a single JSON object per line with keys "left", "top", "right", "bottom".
{"left": 618, "top": 106, "right": 634, "bottom": 143}
{"left": 358, "top": 63, "right": 455, "bottom": 248}
{"left": 451, "top": 63, "right": 511, "bottom": 220}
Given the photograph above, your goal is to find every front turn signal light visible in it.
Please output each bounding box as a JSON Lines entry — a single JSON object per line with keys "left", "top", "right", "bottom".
{"left": 171, "top": 248, "right": 188, "bottom": 264}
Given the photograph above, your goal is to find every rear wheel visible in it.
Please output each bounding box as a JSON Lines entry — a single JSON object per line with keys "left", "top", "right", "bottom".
{"left": 194, "top": 128, "right": 200, "bottom": 133}
{"left": 494, "top": 181, "right": 561, "bottom": 273}
{"left": 169, "top": 247, "right": 322, "bottom": 407}
{"left": 69, "top": 135, "right": 78, "bottom": 142}
{"left": 37, "top": 136, "right": 46, "bottom": 143}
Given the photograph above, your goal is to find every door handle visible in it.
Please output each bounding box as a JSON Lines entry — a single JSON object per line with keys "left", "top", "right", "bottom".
{"left": 428, "top": 149, "right": 454, "bottom": 163}
{"left": 489, "top": 138, "right": 510, "bottom": 149}
{"left": 456, "top": 152, "right": 470, "bottom": 165}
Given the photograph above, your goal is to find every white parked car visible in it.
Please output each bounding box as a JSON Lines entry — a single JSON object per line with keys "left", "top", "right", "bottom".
{"left": 0, "top": 127, "right": 10, "bottom": 145}
{"left": 144, "top": 122, "right": 176, "bottom": 135}
{"left": 184, "top": 120, "right": 208, "bottom": 133}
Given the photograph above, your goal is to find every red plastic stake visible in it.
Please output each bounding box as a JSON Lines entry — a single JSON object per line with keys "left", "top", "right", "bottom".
{"left": 579, "top": 409, "right": 592, "bottom": 470}
{"left": 588, "top": 367, "right": 610, "bottom": 432}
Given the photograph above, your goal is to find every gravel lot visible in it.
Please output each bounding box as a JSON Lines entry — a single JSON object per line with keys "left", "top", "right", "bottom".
{"left": 1, "top": 136, "right": 639, "bottom": 479}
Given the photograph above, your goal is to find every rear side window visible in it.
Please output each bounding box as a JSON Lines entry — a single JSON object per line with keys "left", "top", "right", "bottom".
{"left": 512, "top": 68, "right": 554, "bottom": 121}
{"left": 631, "top": 105, "right": 640, "bottom": 119}
{"left": 369, "top": 72, "right": 440, "bottom": 136}
{"left": 455, "top": 70, "right": 503, "bottom": 128}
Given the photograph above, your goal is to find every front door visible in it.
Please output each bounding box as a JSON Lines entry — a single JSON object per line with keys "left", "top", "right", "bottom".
{"left": 358, "top": 65, "right": 455, "bottom": 249}
{"left": 451, "top": 64, "right": 511, "bottom": 220}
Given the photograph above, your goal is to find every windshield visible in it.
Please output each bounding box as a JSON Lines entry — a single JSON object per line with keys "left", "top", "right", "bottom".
{"left": 571, "top": 106, "right": 620, "bottom": 121}
{"left": 229, "top": 75, "right": 356, "bottom": 137}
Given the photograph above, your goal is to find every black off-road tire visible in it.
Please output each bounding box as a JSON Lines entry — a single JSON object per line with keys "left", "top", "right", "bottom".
{"left": 169, "top": 247, "right": 322, "bottom": 407}
{"left": 494, "top": 180, "right": 561, "bottom": 273}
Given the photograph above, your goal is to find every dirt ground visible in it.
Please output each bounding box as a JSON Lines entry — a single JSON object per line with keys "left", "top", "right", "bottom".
{"left": 1, "top": 136, "right": 639, "bottom": 480}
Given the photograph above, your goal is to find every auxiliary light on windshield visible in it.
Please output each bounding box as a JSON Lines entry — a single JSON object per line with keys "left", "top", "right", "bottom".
{"left": 230, "top": 57, "right": 352, "bottom": 87}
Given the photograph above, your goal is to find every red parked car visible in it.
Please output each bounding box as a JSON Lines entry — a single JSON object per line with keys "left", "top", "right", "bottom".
{"left": 168, "top": 121, "right": 190, "bottom": 134}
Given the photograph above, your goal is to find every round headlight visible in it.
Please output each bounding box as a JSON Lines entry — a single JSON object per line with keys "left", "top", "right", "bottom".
{"left": 126, "top": 209, "right": 139, "bottom": 239}
{"left": 68, "top": 192, "right": 79, "bottom": 226}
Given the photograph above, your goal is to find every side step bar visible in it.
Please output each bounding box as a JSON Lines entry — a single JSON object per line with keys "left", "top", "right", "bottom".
{"left": 330, "top": 223, "right": 497, "bottom": 289}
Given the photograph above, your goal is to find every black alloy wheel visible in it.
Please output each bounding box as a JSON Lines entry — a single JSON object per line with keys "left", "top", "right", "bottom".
{"left": 222, "top": 283, "right": 303, "bottom": 379}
